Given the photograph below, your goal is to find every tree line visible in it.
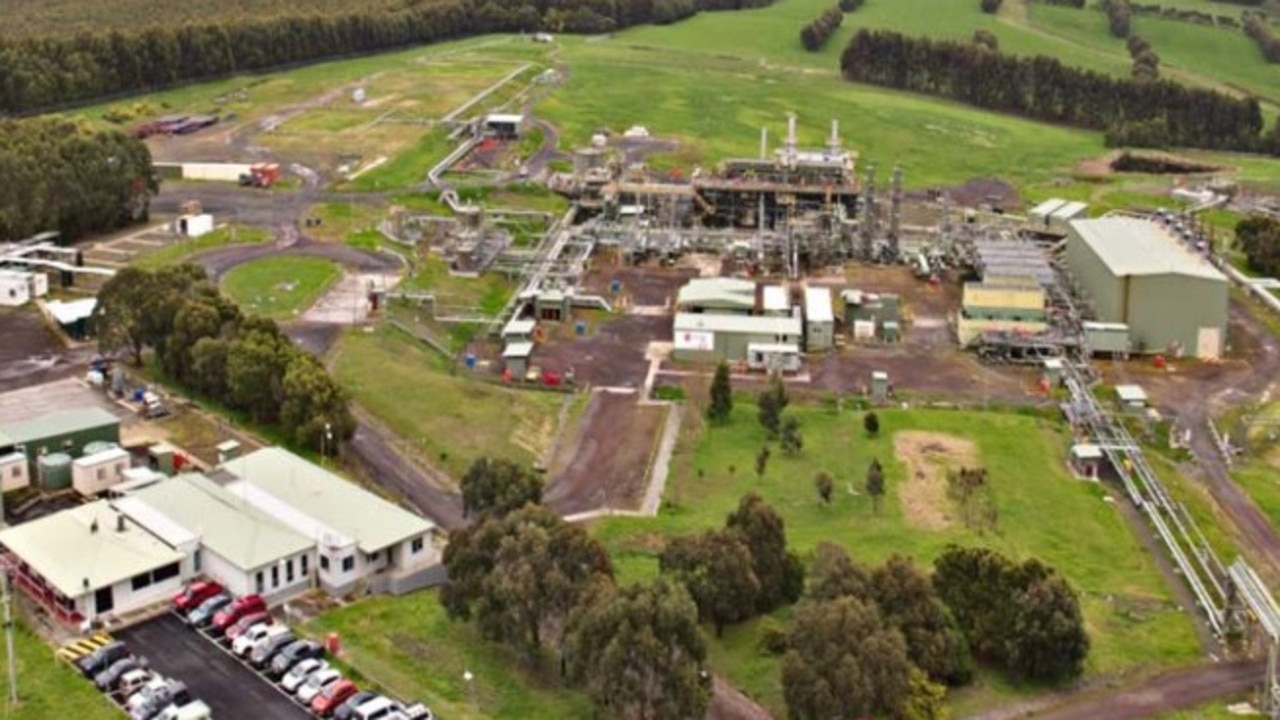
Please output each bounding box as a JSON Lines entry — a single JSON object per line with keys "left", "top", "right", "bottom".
{"left": 0, "top": 0, "right": 776, "bottom": 115}
{"left": 92, "top": 264, "right": 356, "bottom": 453}
{"left": 1102, "top": 0, "right": 1134, "bottom": 37}
{"left": 0, "top": 117, "right": 155, "bottom": 242}
{"left": 839, "top": 28, "right": 1280, "bottom": 155}
{"left": 1236, "top": 215, "right": 1280, "bottom": 277}
{"left": 800, "top": 6, "right": 844, "bottom": 52}
{"left": 1244, "top": 13, "right": 1280, "bottom": 63}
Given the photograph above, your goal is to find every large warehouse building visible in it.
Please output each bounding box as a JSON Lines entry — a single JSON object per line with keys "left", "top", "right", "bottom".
{"left": 1065, "top": 217, "right": 1228, "bottom": 359}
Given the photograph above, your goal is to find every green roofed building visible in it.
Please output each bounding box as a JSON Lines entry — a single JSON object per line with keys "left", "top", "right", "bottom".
{"left": 1065, "top": 217, "right": 1227, "bottom": 359}
{"left": 0, "top": 407, "right": 120, "bottom": 478}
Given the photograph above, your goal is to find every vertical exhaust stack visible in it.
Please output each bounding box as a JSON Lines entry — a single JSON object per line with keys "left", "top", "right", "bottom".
{"left": 828, "top": 119, "right": 840, "bottom": 155}
{"left": 889, "top": 165, "right": 903, "bottom": 257}
{"left": 783, "top": 112, "right": 798, "bottom": 169}
{"left": 860, "top": 163, "right": 877, "bottom": 259}
{"left": 760, "top": 127, "right": 768, "bottom": 161}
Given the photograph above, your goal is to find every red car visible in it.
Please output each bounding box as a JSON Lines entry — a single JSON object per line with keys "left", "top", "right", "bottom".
{"left": 173, "top": 581, "right": 223, "bottom": 612}
{"left": 210, "top": 594, "right": 266, "bottom": 634}
{"left": 222, "top": 610, "right": 273, "bottom": 646}
{"left": 311, "top": 679, "right": 360, "bottom": 717}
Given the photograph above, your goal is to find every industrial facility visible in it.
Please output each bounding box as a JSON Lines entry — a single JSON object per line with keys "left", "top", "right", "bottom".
{"left": 1064, "top": 216, "right": 1228, "bottom": 359}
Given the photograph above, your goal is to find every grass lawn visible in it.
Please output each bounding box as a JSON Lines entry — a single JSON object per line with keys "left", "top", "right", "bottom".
{"left": 1233, "top": 460, "right": 1280, "bottom": 535}
{"left": 305, "top": 201, "right": 385, "bottom": 244}
{"left": 303, "top": 591, "right": 591, "bottom": 720}
{"left": 591, "top": 403, "right": 1202, "bottom": 716}
{"left": 332, "top": 326, "right": 563, "bottom": 478}
{"left": 3, "top": 621, "right": 117, "bottom": 720}
{"left": 219, "top": 255, "right": 341, "bottom": 320}
{"left": 132, "top": 226, "right": 268, "bottom": 270}
{"left": 345, "top": 128, "right": 453, "bottom": 191}
{"left": 402, "top": 255, "right": 513, "bottom": 316}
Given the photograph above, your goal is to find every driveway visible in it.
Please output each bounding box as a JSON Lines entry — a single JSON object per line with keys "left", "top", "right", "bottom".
{"left": 117, "top": 614, "right": 311, "bottom": 720}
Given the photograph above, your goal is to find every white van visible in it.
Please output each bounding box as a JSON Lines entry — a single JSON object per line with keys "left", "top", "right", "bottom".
{"left": 354, "top": 697, "right": 401, "bottom": 720}
{"left": 157, "top": 700, "right": 212, "bottom": 720}
{"left": 233, "top": 623, "right": 288, "bottom": 657}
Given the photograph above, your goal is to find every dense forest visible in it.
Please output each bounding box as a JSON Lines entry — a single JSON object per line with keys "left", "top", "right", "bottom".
{"left": 0, "top": 117, "right": 155, "bottom": 241}
{"left": 840, "top": 29, "right": 1280, "bottom": 155}
{"left": 0, "top": 0, "right": 774, "bottom": 114}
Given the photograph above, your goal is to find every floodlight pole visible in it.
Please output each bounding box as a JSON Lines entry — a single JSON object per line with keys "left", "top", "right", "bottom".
{"left": 3, "top": 571, "right": 17, "bottom": 704}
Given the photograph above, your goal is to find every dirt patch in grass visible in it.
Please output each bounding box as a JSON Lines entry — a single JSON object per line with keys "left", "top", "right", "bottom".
{"left": 892, "top": 430, "right": 980, "bottom": 531}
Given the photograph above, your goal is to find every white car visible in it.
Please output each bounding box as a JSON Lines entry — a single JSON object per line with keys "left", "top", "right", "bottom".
{"left": 124, "top": 676, "right": 169, "bottom": 711}
{"left": 115, "top": 668, "right": 154, "bottom": 699}
{"left": 296, "top": 668, "right": 342, "bottom": 704}
{"left": 280, "top": 658, "right": 327, "bottom": 693}
{"left": 233, "top": 623, "right": 288, "bottom": 657}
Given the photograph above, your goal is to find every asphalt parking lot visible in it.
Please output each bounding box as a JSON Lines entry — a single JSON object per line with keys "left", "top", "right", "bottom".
{"left": 118, "top": 613, "right": 311, "bottom": 720}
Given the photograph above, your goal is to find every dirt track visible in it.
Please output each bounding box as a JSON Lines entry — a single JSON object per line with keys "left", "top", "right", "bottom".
{"left": 545, "top": 392, "right": 665, "bottom": 515}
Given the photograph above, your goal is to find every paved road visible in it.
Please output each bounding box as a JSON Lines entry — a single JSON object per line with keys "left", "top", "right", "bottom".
{"left": 964, "top": 661, "right": 1263, "bottom": 720}
{"left": 118, "top": 613, "right": 312, "bottom": 720}
{"left": 193, "top": 235, "right": 400, "bottom": 280}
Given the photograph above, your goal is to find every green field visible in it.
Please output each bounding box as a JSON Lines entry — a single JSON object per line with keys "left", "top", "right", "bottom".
{"left": 304, "top": 591, "right": 591, "bottom": 720}
{"left": 3, "top": 622, "right": 117, "bottom": 720}
{"left": 219, "top": 255, "right": 341, "bottom": 320}
{"left": 591, "top": 404, "right": 1202, "bottom": 715}
{"left": 332, "top": 326, "right": 563, "bottom": 478}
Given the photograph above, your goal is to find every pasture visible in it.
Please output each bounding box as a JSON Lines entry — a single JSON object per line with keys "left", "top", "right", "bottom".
{"left": 219, "top": 255, "right": 341, "bottom": 319}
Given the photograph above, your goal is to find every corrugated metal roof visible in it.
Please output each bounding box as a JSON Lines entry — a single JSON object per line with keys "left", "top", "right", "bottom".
{"left": 1051, "top": 201, "right": 1088, "bottom": 220}
{"left": 219, "top": 447, "right": 434, "bottom": 553}
{"left": 804, "top": 286, "right": 834, "bottom": 323}
{"left": 45, "top": 298, "right": 97, "bottom": 325}
{"left": 125, "top": 474, "right": 313, "bottom": 571}
{"left": 0, "top": 500, "right": 184, "bottom": 597}
{"left": 0, "top": 408, "right": 118, "bottom": 446}
{"left": 1070, "top": 217, "right": 1226, "bottom": 281}
{"left": 674, "top": 312, "right": 801, "bottom": 336}
{"left": 1029, "top": 198, "right": 1067, "bottom": 218}
{"left": 503, "top": 342, "right": 534, "bottom": 358}
{"left": 762, "top": 286, "right": 788, "bottom": 312}
{"left": 676, "top": 278, "right": 756, "bottom": 310}
{"left": 502, "top": 318, "right": 536, "bottom": 336}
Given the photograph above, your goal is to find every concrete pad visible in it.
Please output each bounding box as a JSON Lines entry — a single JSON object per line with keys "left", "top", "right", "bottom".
{"left": 300, "top": 272, "right": 401, "bottom": 324}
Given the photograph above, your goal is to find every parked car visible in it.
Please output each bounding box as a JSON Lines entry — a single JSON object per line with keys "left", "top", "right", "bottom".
{"left": 333, "top": 690, "right": 380, "bottom": 720}
{"left": 172, "top": 581, "right": 223, "bottom": 612}
{"left": 124, "top": 676, "right": 169, "bottom": 707}
{"left": 185, "top": 593, "right": 231, "bottom": 628}
{"left": 76, "top": 640, "right": 131, "bottom": 678}
{"left": 222, "top": 611, "right": 272, "bottom": 646}
{"left": 128, "top": 680, "right": 191, "bottom": 720}
{"left": 114, "top": 669, "right": 156, "bottom": 700}
{"left": 93, "top": 655, "right": 142, "bottom": 691}
{"left": 281, "top": 659, "right": 328, "bottom": 693}
{"left": 311, "top": 678, "right": 360, "bottom": 717}
{"left": 384, "top": 705, "right": 433, "bottom": 720}
{"left": 352, "top": 697, "right": 402, "bottom": 720}
{"left": 267, "top": 638, "right": 324, "bottom": 679}
{"left": 155, "top": 700, "right": 212, "bottom": 720}
{"left": 297, "top": 668, "right": 342, "bottom": 704}
{"left": 210, "top": 594, "right": 266, "bottom": 635}
{"left": 249, "top": 629, "right": 297, "bottom": 668}
{"left": 233, "top": 623, "right": 287, "bottom": 657}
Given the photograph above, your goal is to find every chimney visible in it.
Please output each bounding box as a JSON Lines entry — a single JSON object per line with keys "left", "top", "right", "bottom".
{"left": 90, "top": 519, "right": 98, "bottom": 534}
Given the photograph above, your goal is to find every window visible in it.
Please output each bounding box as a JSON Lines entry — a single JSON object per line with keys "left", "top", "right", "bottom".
{"left": 255, "top": 572, "right": 264, "bottom": 594}
{"left": 301, "top": 555, "right": 309, "bottom": 576}
{"left": 96, "top": 468, "right": 104, "bottom": 481}
{"left": 341, "top": 556, "right": 354, "bottom": 573}
{"left": 153, "top": 563, "right": 179, "bottom": 583}
{"left": 320, "top": 556, "right": 330, "bottom": 572}
{"left": 271, "top": 566, "right": 279, "bottom": 588}
{"left": 286, "top": 559, "right": 294, "bottom": 583}
{"left": 193, "top": 550, "right": 202, "bottom": 573}
{"left": 131, "top": 573, "right": 152, "bottom": 591}
{"left": 411, "top": 538, "right": 424, "bottom": 554}
{"left": 366, "top": 551, "right": 379, "bottom": 564}
{"left": 9, "top": 467, "right": 19, "bottom": 479}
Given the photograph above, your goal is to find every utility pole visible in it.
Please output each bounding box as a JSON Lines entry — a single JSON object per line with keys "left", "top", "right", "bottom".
{"left": 3, "top": 571, "right": 17, "bottom": 705}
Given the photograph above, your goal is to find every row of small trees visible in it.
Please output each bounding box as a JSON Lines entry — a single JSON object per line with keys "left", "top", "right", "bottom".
{"left": 1236, "top": 215, "right": 1280, "bottom": 278}
{"left": 839, "top": 28, "right": 1279, "bottom": 155}
{"left": 1244, "top": 13, "right": 1280, "bottom": 63}
{"left": 800, "top": 6, "right": 844, "bottom": 52}
{"left": 92, "top": 265, "right": 355, "bottom": 452}
{"left": 1103, "top": 0, "right": 1134, "bottom": 38}
{"left": 0, "top": 117, "right": 155, "bottom": 242}
{"left": 1128, "top": 35, "right": 1161, "bottom": 81}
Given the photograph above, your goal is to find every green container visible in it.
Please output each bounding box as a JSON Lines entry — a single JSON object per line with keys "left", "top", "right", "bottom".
{"left": 39, "top": 453, "right": 73, "bottom": 490}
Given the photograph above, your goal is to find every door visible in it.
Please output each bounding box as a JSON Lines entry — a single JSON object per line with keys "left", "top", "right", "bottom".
{"left": 1196, "top": 327, "right": 1222, "bottom": 360}
{"left": 94, "top": 586, "right": 114, "bottom": 615}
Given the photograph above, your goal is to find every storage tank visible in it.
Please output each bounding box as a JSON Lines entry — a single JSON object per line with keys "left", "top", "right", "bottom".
{"left": 38, "top": 453, "right": 73, "bottom": 490}
{"left": 82, "top": 441, "right": 119, "bottom": 457}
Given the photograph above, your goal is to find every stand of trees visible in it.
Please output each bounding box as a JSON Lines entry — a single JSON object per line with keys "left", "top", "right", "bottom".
{"left": 800, "top": 6, "right": 844, "bottom": 52}
{"left": 981, "top": 0, "right": 1003, "bottom": 14}
{"left": 0, "top": 117, "right": 155, "bottom": 241}
{"left": 1244, "top": 13, "right": 1280, "bottom": 63}
{"left": 1235, "top": 215, "right": 1280, "bottom": 277}
{"left": 92, "top": 264, "right": 355, "bottom": 452}
{"left": 838, "top": 0, "right": 866, "bottom": 11}
{"left": 1127, "top": 36, "right": 1160, "bottom": 81}
{"left": 973, "top": 28, "right": 1000, "bottom": 51}
{"left": 1102, "top": 0, "right": 1133, "bottom": 38}
{"left": 839, "top": 29, "right": 1279, "bottom": 155}
{"left": 0, "top": 0, "right": 777, "bottom": 114}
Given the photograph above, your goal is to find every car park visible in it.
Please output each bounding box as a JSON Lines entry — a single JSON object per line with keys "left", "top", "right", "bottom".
{"left": 185, "top": 593, "right": 231, "bottom": 628}
{"left": 93, "top": 655, "right": 142, "bottom": 691}
{"left": 128, "top": 679, "right": 191, "bottom": 720}
{"left": 267, "top": 638, "right": 324, "bottom": 679}
{"left": 155, "top": 699, "right": 212, "bottom": 720}
{"left": 281, "top": 658, "right": 327, "bottom": 693}
{"left": 223, "top": 611, "right": 272, "bottom": 646}
{"left": 249, "top": 629, "right": 296, "bottom": 668}
{"left": 233, "top": 623, "right": 284, "bottom": 657}
{"left": 311, "top": 679, "right": 360, "bottom": 717}
{"left": 333, "top": 690, "right": 379, "bottom": 720}
{"left": 296, "top": 668, "right": 342, "bottom": 704}
{"left": 210, "top": 594, "right": 266, "bottom": 635}
{"left": 76, "top": 640, "right": 131, "bottom": 677}
{"left": 172, "top": 581, "right": 223, "bottom": 613}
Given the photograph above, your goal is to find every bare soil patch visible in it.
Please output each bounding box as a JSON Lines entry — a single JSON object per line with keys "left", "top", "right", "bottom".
{"left": 892, "top": 430, "right": 980, "bottom": 531}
